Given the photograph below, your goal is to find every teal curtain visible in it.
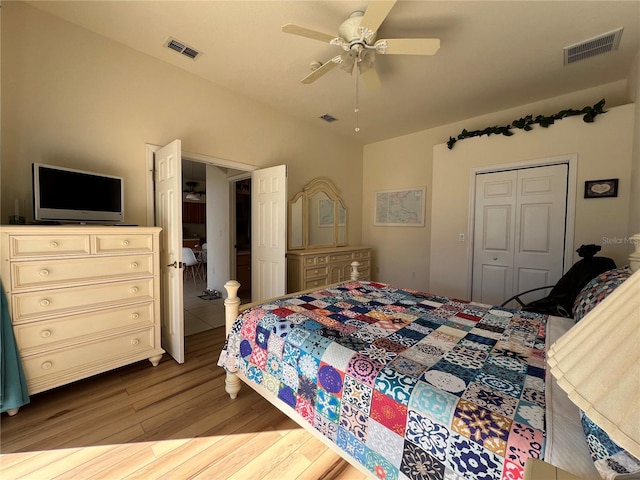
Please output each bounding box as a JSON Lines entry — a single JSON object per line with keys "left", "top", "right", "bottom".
{"left": 1, "top": 280, "right": 29, "bottom": 413}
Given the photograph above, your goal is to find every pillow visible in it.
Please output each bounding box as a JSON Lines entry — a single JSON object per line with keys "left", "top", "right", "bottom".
{"left": 572, "top": 266, "right": 632, "bottom": 321}
{"left": 580, "top": 411, "right": 640, "bottom": 480}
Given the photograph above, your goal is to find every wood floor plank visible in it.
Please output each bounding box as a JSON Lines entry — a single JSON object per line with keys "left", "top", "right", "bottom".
{"left": 52, "top": 442, "right": 151, "bottom": 480}
{"left": 227, "top": 428, "right": 314, "bottom": 480}
{"left": 152, "top": 433, "right": 258, "bottom": 479}
{"left": 190, "top": 431, "right": 286, "bottom": 478}
{"left": 0, "top": 392, "right": 133, "bottom": 452}
{"left": 122, "top": 438, "right": 219, "bottom": 479}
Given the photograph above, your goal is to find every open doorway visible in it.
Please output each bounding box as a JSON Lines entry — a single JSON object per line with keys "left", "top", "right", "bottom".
{"left": 181, "top": 159, "right": 219, "bottom": 336}
{"left": 147, "top": 141, "right": 285, "bottom": 363}
{"left": 234, "top": 178, "right": 251, "bottom": 299}
{"left": 181, "top": 161, "right": 253, "bottom": 336}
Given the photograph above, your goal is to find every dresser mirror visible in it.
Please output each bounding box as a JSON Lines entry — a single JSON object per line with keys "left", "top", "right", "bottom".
{"left": 288, "top": 177, "right": 347, "bottom": 250}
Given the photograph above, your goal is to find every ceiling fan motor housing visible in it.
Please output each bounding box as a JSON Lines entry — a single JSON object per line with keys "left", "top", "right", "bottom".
{"left": 338, "top": 11, "right": 376, "bottom": 47}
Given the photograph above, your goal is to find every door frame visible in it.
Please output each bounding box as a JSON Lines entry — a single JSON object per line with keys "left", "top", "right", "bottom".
{"left": 466, "top": 154, "right": 577, "bottom": 300}
{"left": 145, "top": 144, "right": 258, "bottom": 336}
{"left": 227, "top": 171, "right": 252, "bottom": 286}
{"left": 145, "top": 145, "right": 259, "bottom": 226}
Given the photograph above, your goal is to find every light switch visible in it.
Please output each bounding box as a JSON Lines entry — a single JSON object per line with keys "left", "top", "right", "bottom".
{"left": 458, "top": 233, "right": 465, "bottom": 242}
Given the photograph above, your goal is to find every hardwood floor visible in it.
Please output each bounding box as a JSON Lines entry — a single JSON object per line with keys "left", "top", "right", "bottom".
{"left": 0, "top": 328, "right": 367, "bottom": 479}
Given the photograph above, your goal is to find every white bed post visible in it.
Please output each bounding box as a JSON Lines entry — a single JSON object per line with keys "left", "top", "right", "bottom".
{"left": 223, "top": 280, "right": 242, "bottom": 399}
{"left": 629, "top": 233, "right": 640, "bottom": 273}
{"left": 350, "top": 261, "right": 361, "bottom": 281}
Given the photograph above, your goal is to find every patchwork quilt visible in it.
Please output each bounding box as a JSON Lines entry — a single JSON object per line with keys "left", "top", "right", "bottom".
{"left": 218, "top": 281, "right": 549, "bottom": 480}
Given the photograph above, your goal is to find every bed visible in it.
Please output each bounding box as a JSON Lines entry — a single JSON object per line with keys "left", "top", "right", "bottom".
{"left": 218, "top": 243, "right": 640, "bottom": 480}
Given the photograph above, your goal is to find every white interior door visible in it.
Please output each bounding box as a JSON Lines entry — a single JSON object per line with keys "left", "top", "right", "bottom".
{"left": 472, "top": 164, "right": 568, "bottom": 306}
{"left": 154, "top": 139, "right": 184, "bottom": 363}
{"left": 252, "top": 165, "right": 287, "bottom": 302}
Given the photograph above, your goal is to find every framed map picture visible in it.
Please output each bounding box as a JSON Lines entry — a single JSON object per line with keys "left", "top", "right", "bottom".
{"left": 374, "top": 187, "right": 426, "bottom": 226}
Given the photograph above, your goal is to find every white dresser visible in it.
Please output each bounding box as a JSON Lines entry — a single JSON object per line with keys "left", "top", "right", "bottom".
{"left": 0, "top": 225, "right": 164, "bottom": 401}
{"left": 286, "top": 246, "right": 371, "bottom": 293}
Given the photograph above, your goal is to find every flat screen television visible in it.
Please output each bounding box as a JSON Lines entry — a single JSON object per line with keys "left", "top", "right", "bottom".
{"left": 33, "top": 163, "right": 124, "bottom": 224}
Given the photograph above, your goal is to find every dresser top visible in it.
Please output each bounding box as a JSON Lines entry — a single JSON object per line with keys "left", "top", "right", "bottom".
{"left": 0, "top": 225, "right": 161, "bottom": 234}
{"left": 287, "top": 246, "right": 370, "bottom": 256}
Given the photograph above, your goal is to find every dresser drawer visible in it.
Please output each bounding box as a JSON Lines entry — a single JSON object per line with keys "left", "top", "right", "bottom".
{"left": 356, "top": 259, "right": 370, "bottom": 269}
{"left": 304, "top": 278, "right": 329, "bottom": 290}
{"left": 329, "top": 252, "right": 354, "bottom": 262}
{"left": 94, "top": 234, "right": 154, "bottom": 254}
{"left": 11, "top": 278, "right": 154, "bottom": 323}
{"left": 22, "top": 327, "right": 155, "bottom": 386}
{"left": 9, "top": 235, "right": 91, "bottom": 258}
{"left": 352, "top": 250, "right": 370, "bottom": 260}
{"left": 303, "top": 255, "right": 328, "bottom": 266}
{"left": 11, "top": 254, "right": 153, "bottom": 290}
{"left": 14, "top": 303, "right": 154, "bottom": 352}
{"left": 304, "top": 265, "right": 328, "bottom": 279}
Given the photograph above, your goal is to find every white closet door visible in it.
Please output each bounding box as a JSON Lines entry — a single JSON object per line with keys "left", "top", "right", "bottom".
{"left": 513, "top": 164, "right": 568, "bottom": 303}
{"left": 472, "top": 164, "right": 568, "bottom": 306}
{"left": 472, "top": 170, "right": 517, "bottom": 305}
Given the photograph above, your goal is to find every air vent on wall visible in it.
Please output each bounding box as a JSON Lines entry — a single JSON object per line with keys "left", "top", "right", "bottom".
{"left": 166, "top": 38, "right": 202, "bottom": 60}
{"left": 319, "top": 114, "right": 338, "bottom": 123}
{"left": 563, "top": 27, "right": 623, "bottom": 65}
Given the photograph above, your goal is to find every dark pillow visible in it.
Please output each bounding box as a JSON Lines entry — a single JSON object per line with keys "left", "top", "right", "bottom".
{"left": 572, "top": 266, "right": 632, "bottom": 322}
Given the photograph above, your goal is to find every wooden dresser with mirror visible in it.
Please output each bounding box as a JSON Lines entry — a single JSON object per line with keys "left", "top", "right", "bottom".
{"left": 286, "top": 177, "right": 370, "bottom": 293}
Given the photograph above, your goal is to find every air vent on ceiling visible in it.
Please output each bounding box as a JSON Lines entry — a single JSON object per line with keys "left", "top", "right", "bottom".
{"left": 166, "top": 38, "right": 202, "bottom": 60}
{"left": 563, "top": 27, "right": 623, "bottom": 65}
{"left": 319, "top": 114, "right": 338, "bottom": 123}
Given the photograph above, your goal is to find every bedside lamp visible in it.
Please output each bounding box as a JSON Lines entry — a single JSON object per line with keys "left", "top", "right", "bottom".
{"left": 547, "top": 254, "right": 640, "bottom": 460}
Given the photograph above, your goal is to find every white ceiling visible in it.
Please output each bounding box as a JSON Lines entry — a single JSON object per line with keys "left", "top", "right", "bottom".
{"left": 28, "top": 1, "right": 640, "bottom": 145}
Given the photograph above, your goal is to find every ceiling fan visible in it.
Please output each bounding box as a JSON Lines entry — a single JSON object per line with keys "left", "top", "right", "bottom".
{"left": 282, "top": 0, "right": 440, "bottom": 89}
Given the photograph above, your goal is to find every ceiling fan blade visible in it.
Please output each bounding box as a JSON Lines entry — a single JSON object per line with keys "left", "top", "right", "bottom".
{"left": 301, "top": 58, "right": 340, "bottom": 84}
{"left": 361, "top": 66, "right": 381, "bottom": 90}
{"left": 376, "top": 38, "right": 440, "bottom": 55}
{"left": 360, "top": 0, "right": 397, "bottom": 34}
{"left": 282, "top": 23, "right": 336, "bottom": 44}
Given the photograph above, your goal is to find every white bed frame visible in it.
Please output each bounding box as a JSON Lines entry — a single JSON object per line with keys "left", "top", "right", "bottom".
{"left": 222, "top": 261, "right": 373, "bottom": 477}
{"left": 220, "top": 235, "right": 640, "bottom": 479}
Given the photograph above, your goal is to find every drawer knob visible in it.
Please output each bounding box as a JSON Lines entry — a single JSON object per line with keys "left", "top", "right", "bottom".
{"left": 130, "top": 262, "right": 138, "bottom": 269}
{"left": 40, "top": 299, "right": 51, "bottom": 307}
{"left": 50, "top": 241, "right": 59, "bottom": 248}
{"left": 39, "top": 269, "right": 50, "bottom": 277}
{"left": 123, "top": 240, "right": 130, "bottom": 246}
{"left": 41, "top": 361, "right": 53, "bottom": 370}
{"left": 130, "top": 287, "right": 139, "bottom": 294}
{"left": 131, "top": 338, "right": 140, "bottom": 346}
{"left": 131, "top": 312, "right": 140, "bottom": 320}
{"left": 41, "top": 330, "right": 52, "bottom": 338}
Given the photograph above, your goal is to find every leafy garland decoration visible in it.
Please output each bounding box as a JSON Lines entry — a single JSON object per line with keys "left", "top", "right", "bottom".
{"left": 447, "top": 99, "right": 606, "bottom": 149}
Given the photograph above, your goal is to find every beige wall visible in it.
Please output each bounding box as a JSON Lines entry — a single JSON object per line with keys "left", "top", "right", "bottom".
{"left": 1, "top": 2, "right": 363, "bottom": 243}
{"left": 431, "top": 105, "right": 634, "bottom": 299}
{"left": 363, "top": 82, "right": 633, "bottom": 292}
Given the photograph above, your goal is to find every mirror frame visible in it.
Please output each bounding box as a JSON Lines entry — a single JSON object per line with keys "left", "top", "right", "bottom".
{"left": 288, "top": 177, "right": 348, "bottom": 250}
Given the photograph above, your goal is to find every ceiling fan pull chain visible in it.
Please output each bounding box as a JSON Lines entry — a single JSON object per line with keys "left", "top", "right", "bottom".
{"left": 354, "top": 48, "right": 361, "bottom": 133}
